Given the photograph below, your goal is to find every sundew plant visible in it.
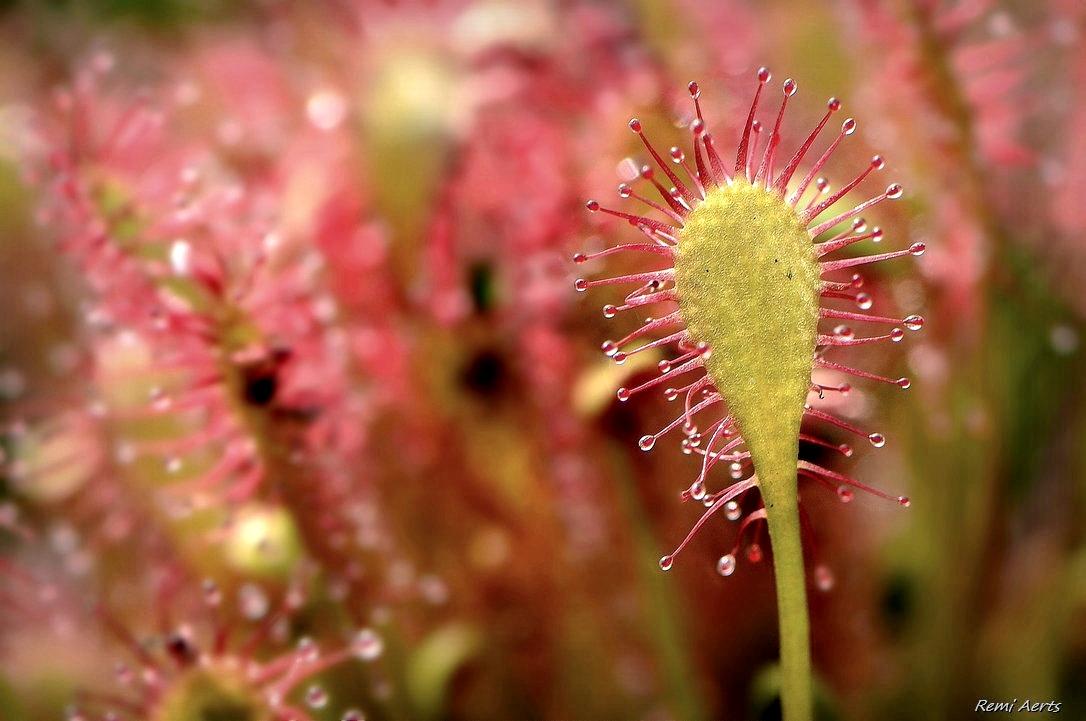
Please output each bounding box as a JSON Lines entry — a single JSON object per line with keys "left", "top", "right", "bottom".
{"left": 575, "top": 70, "right": 922, "bottom": 721}
{"left": 1, "top": 2, "right": 1085, "bottom": 721}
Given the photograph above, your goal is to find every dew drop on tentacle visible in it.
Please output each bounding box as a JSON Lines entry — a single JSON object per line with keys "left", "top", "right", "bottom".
{"left": 890, "top": 328, "right": 905, "bottom": 342}
{"left": 867, "top": 432, "right": 886, "bottom": 448}
{"left": 239, "top": 582, "right": 270, "bottom": 619}
{"left": 716, "top": 554, "right": 737, "bottom": 577}
{"left": 202, "top": 579, "right": 222, "bottom": 606}
{"left": 152, "top": 392, "right": 174, "bottom": 411}
{"left": 815, "top": 565, "right": 835, "bottom": 591}
{"left": 638, "top": 434, "right": 656, "bottom": 451}
{"left": 351, "top": 628, "right": 384, "bottom": 661}
{"left": 306, "top": 685, "right": 329, "bottom": 709}
{"left": 903, "top": 315, "right": 925, "bottom": 331}
{"left": 837, "top": 486, "right": 854, "bottom": 503}
{"left": 574, "top": 278, "right": 589, "bottom": 292}
{"left": 169, "top": 239, "right": 192, "bottom": 277}
{"left": 296, "top": 636, "right": 320, "bottom": 663}
{"left": 616, "top": 387, "right": 631, "bottom": 402}
{"left": 148, "top": 385, "right": 170, "bottom": 409}
{"left": 909, "top": 242, "right": 926, "bottom": 256}
{"left": 855, "top": 293, "right": 872, "bottom": 310}
{"left": 725, "top": 501, "right": 742, "bottom": 521}
{"left": 114, "top": 663, "right": 133, "bottom": 685}
{"left": 659, "top": 555, "right": 674, "bottom": 571}
{"left": 896, "top": 378, "right": 911, "bottom": 389}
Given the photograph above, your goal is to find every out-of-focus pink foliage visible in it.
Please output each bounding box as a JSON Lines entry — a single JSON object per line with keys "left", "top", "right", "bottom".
{"left": 0, "top": 0, "right": 1084, "bottom": 720}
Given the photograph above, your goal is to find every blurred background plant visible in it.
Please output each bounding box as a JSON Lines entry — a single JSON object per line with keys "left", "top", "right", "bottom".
{"left": 0, "top": 1, "right": 1083, "bottom": 720}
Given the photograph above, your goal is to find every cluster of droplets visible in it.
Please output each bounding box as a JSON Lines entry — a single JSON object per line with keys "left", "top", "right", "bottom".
{"left": 62, "top": 577, "right": 384, "bottom": 721}
{"left": 575, "top": 69, "right": 923, "bottom": 581}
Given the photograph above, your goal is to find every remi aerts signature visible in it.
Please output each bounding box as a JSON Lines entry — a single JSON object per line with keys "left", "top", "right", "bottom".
{"left": 975, "top": 699, "right": 1062, "bottom": 714}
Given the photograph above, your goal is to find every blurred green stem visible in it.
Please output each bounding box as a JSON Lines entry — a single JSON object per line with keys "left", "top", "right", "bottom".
{"left": 609, "top": 444, "right": 708, "bottom": 721}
